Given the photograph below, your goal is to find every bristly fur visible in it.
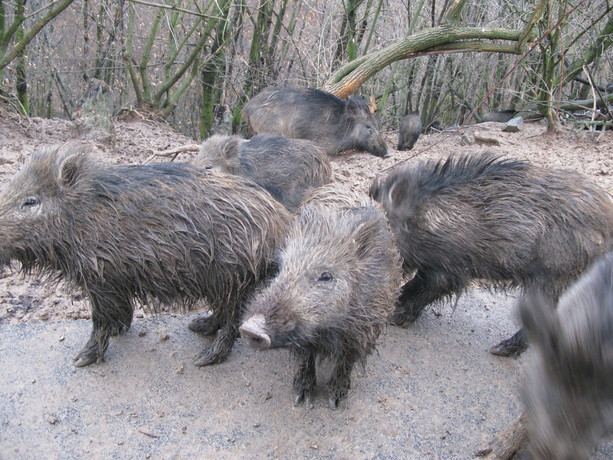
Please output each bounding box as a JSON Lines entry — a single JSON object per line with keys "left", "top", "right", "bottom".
{"left": 194, "top": 134, "right": 332, "bottom": 212}
{"left": 241, "top": 183, "right": 403, "bottom": 407}
{"left": 242, "top": 86, "right": 388, "bottom": 158}
{"left": 370, "top": 152, "right": 613, "bottom": 356}
{"left": 0, "top": 142, "right": 291, "bottom": 366}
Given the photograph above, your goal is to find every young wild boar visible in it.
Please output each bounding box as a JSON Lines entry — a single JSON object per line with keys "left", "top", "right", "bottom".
{"left": 242, "top": 86, "right": 389, "bottom": 158}
{"left": 239, "top": 184, "right": 403, "bottom": 409}
{"left": 520, "top": 251, "right": 613, "bottom": 460}
{"left": 397, "top": 112, "right": 422, "bottom": 151}
{"left": 369, "top": 153, "right": 613, "bottom": 356}
{"left": 480, "top": 110, "right": 517, "bottom": 123}
{"left": 193, "top": 134, "right": 332, "bottom": 212}
{"left": 0, "top": 142, "right": 291, "bottom": 367}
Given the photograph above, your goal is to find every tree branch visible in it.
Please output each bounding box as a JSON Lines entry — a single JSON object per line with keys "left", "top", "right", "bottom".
{"left": 443, "top": 0, "right": 469, "bottom": 25}
{"left": 324, "top": 26, "right": 533, "bottom": 98}
{"left": 126, "top": 0, "right": 224, "bottom": 20}
{"left": 0, "top": 0, "right": 74, "bottom": 70}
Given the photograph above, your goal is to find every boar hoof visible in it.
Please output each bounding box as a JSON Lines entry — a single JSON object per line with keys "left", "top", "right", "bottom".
{"left": 489, "top": 335, "right": 528, "bottom": 357}
{"left": 327, "top": 383, "right": 349, "bottom": 410}
{"left": 388, "top": 312, "right": 417, "bottom": 328}
{"left": 110, "top": 324, "right": 129, "bottom": 337}
{"left": 328, "top": 397, "right": 340, "bottom": 410}
{"left": 294, "top": 390, "right": 313, "bottom": 407}
{"left": 193, "top": 347, "right": 228, "bottom": 367}
{"left": 73, "top": 349, "right": 100, "bottom": 367}
{"left": 188, "top": 314, "right": 221, "bottom": 335}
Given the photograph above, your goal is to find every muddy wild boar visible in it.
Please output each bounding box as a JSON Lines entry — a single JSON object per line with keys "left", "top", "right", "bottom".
{"left": 0, "top": 142, "right": 291, "bottom": 367}
{"left": 519, "top": 251, "right": 613, "bottom": 460}
{"left": 193, "top": 134, "right": 332, "bottom": 212}
{"left": 241, "top": 86, "right": 389, "bottom": 158}
{"left": 480, "top": 110, "right": 516, "bottom": 123}
{"left": 369, "top": 153, "right": 613, "bottom": 357}
{"left": 398, "top": 112, "right": 422, "bottom": 151}
{"left": 239, "top": 184, "right": 403, "bottom": 408}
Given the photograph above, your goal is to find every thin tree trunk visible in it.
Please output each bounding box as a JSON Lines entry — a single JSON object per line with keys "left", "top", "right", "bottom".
{"left": 15, "top": 0, "right": 27, "bottom": 114}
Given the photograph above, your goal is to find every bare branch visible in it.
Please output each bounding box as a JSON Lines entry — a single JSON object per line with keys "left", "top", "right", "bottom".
{"left": 324, "top": 26, "right": 532, "bottom": 98}
{"left": 126, "top": 0, "right": 225, "bottom": 20}
{"left": 0, "top": 0, "right": 74, "bottom": 70}
{"left": 142, "top": 144, "right": 200, "bottom": 164}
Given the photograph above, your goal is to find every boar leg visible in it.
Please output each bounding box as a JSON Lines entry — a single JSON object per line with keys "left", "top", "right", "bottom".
{"left": 392, "top": 269, "right": 462, "bottom": 326}
{"left": 491, "top": 277, "right": 565, "bottom": 357}
{"left": 327, "top": 353, "right": 357, "bottom": 410}
{"left": 193, "top": 307, "right": 239, "bottom": 366}
{"left": 293, "top": 350, "right": 316, "bottom": 406}
{"left": 490, "top": 328, "right": 527, "bottom": 357}
{"left": 74, "top": 293, "right": 134, "bottom": 367}
{"left": 187, "top": 313, "right": 222, "bottom": 335}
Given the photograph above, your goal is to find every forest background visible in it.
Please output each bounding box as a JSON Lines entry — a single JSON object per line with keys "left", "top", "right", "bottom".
{"left": 0, "top": 0, "right": 611, "bottom": 140}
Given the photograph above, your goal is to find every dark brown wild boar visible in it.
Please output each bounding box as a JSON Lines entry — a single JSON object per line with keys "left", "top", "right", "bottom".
{"left": 0, "top": 142, "right": 291, "bottom": 367}
{"left": 480, "top": 110, "right": 517, "bottom": 123}
{"left": 193, "top": 134, "right": 331, "bottom": 212}
{"left": 242, "top": 86, "right": 389, "bottom": 158}
{"left": 398, "top": 112, "right": 422, "bottom": 151}
{"left": 239, "top": 184, "right": 402, "bottom": 408}
{"left": 370, "top": 153, "right": 613, "bottom": 356}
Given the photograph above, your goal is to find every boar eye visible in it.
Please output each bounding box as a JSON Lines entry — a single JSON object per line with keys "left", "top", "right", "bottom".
{"left": 318, "top": 272, "right": 334, "bottom": 282}
{"left": 22, "top": 196, "right": 40, "bottom": 208}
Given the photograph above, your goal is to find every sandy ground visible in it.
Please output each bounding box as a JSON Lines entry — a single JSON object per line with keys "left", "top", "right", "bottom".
{"left": 0, "top": 109, "right": 611, "bottom": 458}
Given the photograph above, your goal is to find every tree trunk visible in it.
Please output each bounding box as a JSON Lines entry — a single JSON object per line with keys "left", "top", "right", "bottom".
{"left": 334, "top": 0, "right": 365, "bottom": 64}
{"left": 15, "top": 0, "right": 27, "bottom": 114}
{"left": 199, "top": 1, "right": 233, "bottom": 138}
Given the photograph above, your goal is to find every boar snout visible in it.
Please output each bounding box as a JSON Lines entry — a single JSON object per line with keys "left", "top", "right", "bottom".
{"left": 239, "top": 314, "right": 271, "bottom": 350}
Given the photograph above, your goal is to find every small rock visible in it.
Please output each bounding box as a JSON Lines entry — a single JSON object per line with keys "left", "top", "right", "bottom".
{"left": 502, "top": 116, "right": 523, "bottom": 132}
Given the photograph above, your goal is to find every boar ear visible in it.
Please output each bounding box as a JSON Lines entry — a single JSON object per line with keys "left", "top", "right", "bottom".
{"left": 221, "top": 136, "right": 241, "bottom": 160}
{"left": 345, "top": 96, "right": 365, "bottom": 114}
{"left": 518, "top": 290, "right": 560, "bottom": 357}
{"left": 387, "top": 175, "right": 411, "bottom": 207}
{"left": 353, "top": 213, "right": 382, "bottom": 259}
{"left": 369, "top": 177, "right": 382, "bottom": 201}
{"left": 385, "top": 173, "right": 420, "bottom": 220}
{"left": 59, "top": 152, "right": 88, "bottom": 187}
